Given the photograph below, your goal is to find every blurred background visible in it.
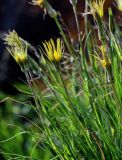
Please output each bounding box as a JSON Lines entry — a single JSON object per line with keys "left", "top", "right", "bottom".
{"left": 0, "top": 0, "right": 122, "bottom": 159}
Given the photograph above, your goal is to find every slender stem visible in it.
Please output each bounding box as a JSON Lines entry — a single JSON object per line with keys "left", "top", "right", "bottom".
{"left": 23, "top": 64, "right": 42, "bottom": 115}
{"left": 54, "top": 16, "right": 73, "bottom": 55}
{"left": 56, "top": 63, "right": 76, "bottom": 114}
{"left": 72, "top": 3, "right": 81, "bottom": 43}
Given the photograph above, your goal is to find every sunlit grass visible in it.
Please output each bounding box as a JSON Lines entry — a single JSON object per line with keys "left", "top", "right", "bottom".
{"left": 1, "top": 0, "right": 122, "bottom": 159}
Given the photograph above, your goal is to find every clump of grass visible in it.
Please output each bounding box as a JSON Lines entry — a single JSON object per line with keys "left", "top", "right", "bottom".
{"left": 2, "top": 0, "right": 122, "bottom": 159}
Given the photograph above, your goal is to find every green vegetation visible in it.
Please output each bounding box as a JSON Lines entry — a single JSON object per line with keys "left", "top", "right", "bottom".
{"left": 0, "top": 0, "right": 122, "bottom": 159}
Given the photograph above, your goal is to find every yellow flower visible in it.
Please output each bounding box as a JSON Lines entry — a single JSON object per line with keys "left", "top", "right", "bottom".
{"left": 99, "top": 45, "right": 111, "bottom": 68}
{"left": 11, "top": 47, "right": 27, "bottom": 64}
{"left": 4, "top": 30, "right": 22, "bottom": 48}
{"left": 43, "top": 38, "right": 63, "bottom": 62}
{"left": 31, "top": 0, "right": 57, "bottom": 18}
{"left": 90, "top": 0, "right": 105, "bottom": 18}
{"left": 94, "top": 45, "right": 111, "bottom": 68}
{"left": 4, "top": 31, "right": 27, "bottom": 64}
{"left": 31, "top": 0, "right": 44, "bottom": 7}
{"left": 117, "top": 0, "right": 122, "bottom": 11}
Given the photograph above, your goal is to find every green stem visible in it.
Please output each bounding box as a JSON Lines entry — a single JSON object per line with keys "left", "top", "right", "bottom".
{"left": 23, "top": 63, "right": 42, "bottom": 116}
{"left": 54, "top": 16, "right": 73, "bottom": 55}
{"left": 72, "top": 3, "right": 81, "bottom": 43}
{"left": 56, "top": 63, "right": 77, "bottom": 116}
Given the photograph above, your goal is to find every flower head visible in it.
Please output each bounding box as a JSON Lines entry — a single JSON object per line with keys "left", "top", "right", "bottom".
{"left": 90, "top": 0, "right": 105, "bottom": 18}
{"left": 31, "top": 0, "right": 57, "bottom": 18}
{"left": 117, "top": 0, "right": 122, "bottom": 11}
{"left": 31, "top": 0, "right": 44, "bottom": 7}
{"left": 94, "top": 45, "right": 111, "bottom": 68}
{"left": 9, "top": 47, "right": 27, "bottom": 64}
{"left": 42, "top": 38, "right": 63, "bottom": 62}
{"left": 4, "top": 30, "right": 27, "bottom": 64}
